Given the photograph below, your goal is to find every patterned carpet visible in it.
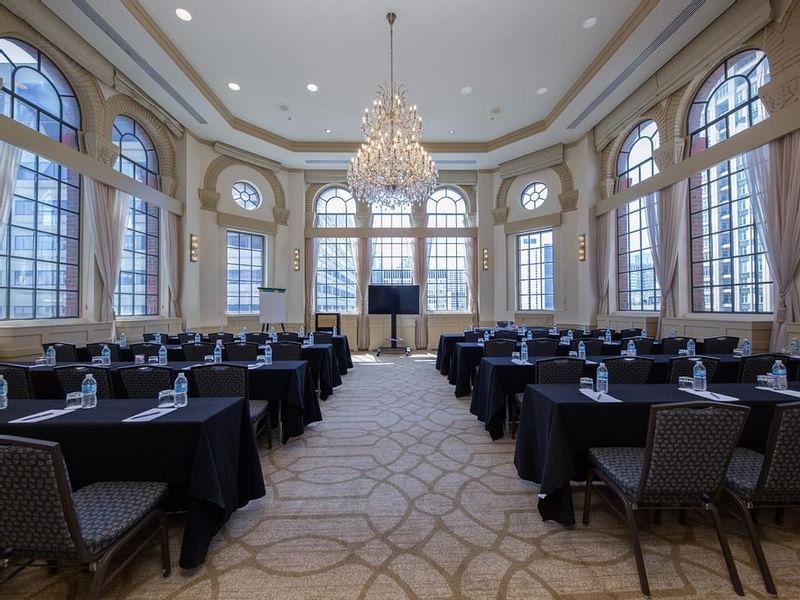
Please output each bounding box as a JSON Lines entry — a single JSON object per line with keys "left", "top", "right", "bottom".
{"left": 4, "top": 352, "right": 800, "bottom": 599}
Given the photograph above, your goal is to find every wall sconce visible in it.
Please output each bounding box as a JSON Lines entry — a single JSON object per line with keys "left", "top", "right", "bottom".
{"left": 482, "top": 248, "right": 489, "bottom": 271}
{"left": 578, "top": 233, "right": 586, "bottom": 262}
{"left": 293, "top": 248, "right": 301, "bottom": 271}
{"left": 189, "top": 234, "right": 199, "bottom": 262}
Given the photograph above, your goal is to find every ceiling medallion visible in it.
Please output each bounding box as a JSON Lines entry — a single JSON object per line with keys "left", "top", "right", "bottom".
{"left": 347, "top": 12, "right": 438, "bottom": 209}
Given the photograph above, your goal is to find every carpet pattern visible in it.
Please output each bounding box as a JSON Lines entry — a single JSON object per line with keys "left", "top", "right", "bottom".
{"left": 3, "top": 352, "right": 800, "bottom": 598}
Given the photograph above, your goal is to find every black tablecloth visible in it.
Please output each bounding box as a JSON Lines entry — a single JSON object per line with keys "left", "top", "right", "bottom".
{"left": 0, "top": 397, "right": 265, "bottom": 568}
{"left": 299, "top": 344, "right": 340, "bottom": 399}
{"left": 469, "top": 358, "right": 536, "bottom": 440}
{"left": 333, "top": 336, "right": 353, "bottom": 374}
{"left": 20, "top": 361, "right": 321, "bottom": 443}
{"left": 513, "top": 383, "right": 795, "bottom": 526}
{"left": 436, "top": 334, "right": 465, "bottom": 375}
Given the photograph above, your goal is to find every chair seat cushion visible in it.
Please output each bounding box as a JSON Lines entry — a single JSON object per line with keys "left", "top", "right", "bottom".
{"left": 725, "top": 447, "right": 764, "bottom": 500}
{"left": 589, "top": 446, "right": 645, "bottom": 499}
{"left": 249, "top": 399, "right": 269, "bottom": 423}
{"left": 73, "top": 481, "right": 168, "bottom": 555}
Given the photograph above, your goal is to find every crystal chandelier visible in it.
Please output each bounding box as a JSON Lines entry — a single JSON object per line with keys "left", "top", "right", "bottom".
{"left": 347, "top": 12, "right": 438, "bottom": 209}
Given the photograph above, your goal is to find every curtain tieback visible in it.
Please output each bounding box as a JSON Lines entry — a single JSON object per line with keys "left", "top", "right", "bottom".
{"left": 777, "top": 286, "right": 791, "bottom": 321}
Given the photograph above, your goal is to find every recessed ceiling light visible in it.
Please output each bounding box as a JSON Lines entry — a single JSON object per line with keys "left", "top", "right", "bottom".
{"left": 175, "top": 8, "right": 192, "bottom": 21}
{"left": 448, "top": 129, "right": 456, "bottom": 135}
{"left": 306, "top": 83, "right": 319, "bottom": 92}
{"left": 324, "top": 128, "right": 332, "bottom": 134}
{"left": 227, "top": 82, "right": 240, "bottom": 91}
{"left": 460, "top": 86, "right": 472, "bottom": 95}
{"left": 581, "top": 16, "right": 598, "bottom": 29}
{"left": 491, "top": 107, "right": 503, "bottom": 115}
{"left": 536, "top": 87, "right": 548, "bottom": 96}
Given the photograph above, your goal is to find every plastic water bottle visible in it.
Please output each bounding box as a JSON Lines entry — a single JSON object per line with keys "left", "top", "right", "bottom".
{"left": 670, "top": 328, "right": 678, "bottom": 338}
{"left": 527, "top": 329, "right": 532, "bottom": 340}
{"left": 742, "top": 338, "right": 752, "bottom": 356}
{"left": 692, "top": 361, "right": 707, "bottom": 392}
{"left": 772, "top": 360, "right": 788, "bottom": 390}
{"left": 46, "top": 345, "right": 56, "bottom": 366}
{"left": 0, "top": 375, "right": 7, "bottom": 410}
{"left": 218, "top": 325, "right": 224, "bottom": 334}
{"left": 520, "top": 342, "right": 529, "bottom": 363}
{"left": 577, "top": 340, "right": 586, "bottom": 360}
{"left": 118, "top": 333, "right": 127, "bottom": 349}
{"left": 265, "top": 344, "right": 273, "bottom": 365}
{"left": 596, "top": 363, "right": 609, "bottom": 394}
{"left": 213, "top": 342, "right": 222, "bottom": 364}
{"left": 567, "top": 329, "right": 574, "bottom": 341}
{"left": 641, "top": 329, "right": 647, "bottom": 337}
{"left": 194, "top": 333, "right": 201, "bottom": 345}
{"left": 484, "top": 330, "right": 489, "bottom": 342}
{"left": 627, "top": 339, "right": 637, "bottom": 357}
{"left": 298, "top": 325, "right": 305, "bottom": 337}
{"left": 686, "top": 339, "right": 696, "bottom": 356}
{"left": 333, "top": 325, "right": 338, "bottom": 336}
{"left": 604, "top": 329, "right": 612, "bottom": 343}
{"left": 791, "top": 337, "right": 800, "bottom": 356}
{"left": 101, "top": 344, "right": 111, "bottom": 366}
{"left": 81, "top": 374, "right": 97, "bottom": 409}
{"left": 154, "top": 333, "right": 162, "bottom": 345}
{"left": 240, "top": 330, "right": 246, "bottom": 344}
{"left": 158, "top": 345, "right": 167, "bottom": 365}
{"left": 309, "top": 332, "right": 315, "bottom": 345}
{"left": 174, "top": 372, "right": 188, "bottom": 407}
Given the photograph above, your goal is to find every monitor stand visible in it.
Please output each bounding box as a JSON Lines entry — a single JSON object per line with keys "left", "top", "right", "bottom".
{"left": 376, "top": 313, "right": 411, "bottom": 357}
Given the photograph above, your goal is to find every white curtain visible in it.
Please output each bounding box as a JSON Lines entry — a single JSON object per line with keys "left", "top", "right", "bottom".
{"left": 304, "top": 237, "right": 319, "bottom": 331}
{"left": 415, "top": 237, "right": 429, "bottom": 349}
{"left": 595, "top": 211, "right": 613, "bottom": 316}
{"left": 355, "top": 237, "right": 372, "bottom": 350}
{"left": 0, "top": 141, "right": 22, "bottom": 247}
{"left": 465, "top": 237, "right": 479, "bottom": 326}
{"left": 645, "top": 184, "right": 685, "bottom": 338}
{"left": 745, "top": 132, "right": 800, "bottom": 350}
{"left": 85, "top": 177, "right": 130, "bottom": 325}
{"left": 164, "top": 212, "right": 183, "bottom": 319}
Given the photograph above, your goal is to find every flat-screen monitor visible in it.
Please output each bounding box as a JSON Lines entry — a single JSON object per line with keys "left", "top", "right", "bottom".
{"left": 368, "top": 285, "right": 419, "bottom": 315}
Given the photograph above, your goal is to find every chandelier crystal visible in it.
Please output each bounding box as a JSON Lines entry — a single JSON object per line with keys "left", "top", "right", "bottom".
{"left": 347, "top": 12, "right": 438, "bottom": 209}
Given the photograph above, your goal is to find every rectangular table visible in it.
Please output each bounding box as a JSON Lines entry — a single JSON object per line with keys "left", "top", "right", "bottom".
{"left": 436, "top": 334, "right": 465, "bottom": 375}
{"left": 513, "top": 383, "right": 795, "bottom": 526}
{"left": 0, "top": 397, "right": 265, "bottom": 568}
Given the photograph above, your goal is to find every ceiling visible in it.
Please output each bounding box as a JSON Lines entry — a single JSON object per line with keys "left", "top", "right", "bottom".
{"left": 43, "top": 0, "right": 735, "bottom": 168}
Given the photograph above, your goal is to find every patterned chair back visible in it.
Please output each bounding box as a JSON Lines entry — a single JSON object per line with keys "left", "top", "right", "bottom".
{"left": 620, "top": 328, "right": 643, "bottom": 340}
{"left": 54, "top": 366, "right": 113, "bottom": 399}
{"left": 531, "top": 328, "right": 551, "bottom": 339}
{"left": 493, "top": 330, "right": 518, "bottom": 342}
{"left": 271, "top": 341, "right": 302, "bottom": 361}
{"left": 190, "top": 364, "right": 247, "bottom": 398}
{"left": 247, "top": 332, "right": 270, "bottom": 345}
{"left": 604, "top": 357, "right": 654, "bottom": 384}
{"left": 143, "top": 333, "right": 170, "bottom": 343}
{"left": 0, "top": 436, "right": 87, "bottom": 561}
{"left": 703, "top": 336, "right": 739, "bottom": 354}
{"left": 129, "top": 343, "right": 161, "bottom": 359}
{"left": 86, "top": 342, "right": 121, "bottom": 362}
{"left": 181, "top": 342, "right": 216, "bottom": 362}
{"left": 754, "top": 402, "right": 800, "bottom": 503}
{"left": 536, "top": 358, "right": 585, "bottom": 384}
{"left": 496, "top": 321, "right": 510, "bottom": 328}
{"left": 637, "top": 402, "right": 749, "bottom": 505}
{"left": 661, "top": 337, "right": 693, "bottom": 355}
{"left": 313, "top": 331, "right": 333, "bottom": 344}
{"left": 464, "top": 331, "right": 482, "bottom": 342}
{"left": 570, "top": 338, "right": 604, "bottom": 355}
{"left": 590, "top": 328, "right": 612, "bottom": 338}
{"left": 275, "top": 332, "right": 298, "bottom": 343}
{"left": 0, "top": 363, "right": 34, "bottom": 399}
{"left": 484, "top": 339, "right": 516, "bottom": 357}
{"left": 224, "top": 342, "right": 261, "bottom": 362}
{"left": 622, "top": 336, "right": 654, "bottom": 354}
{"left": 525, "top": 339, "right": 559, "bottom": 356}
{"left": 668, "top": 356, "right": 720, "bottom": 383}
{"left": 559, "top": 329, "right": 584, "bottom": 339}
{"left": 177, "top": 332, "right": 200, "bottom": 344}
{"left": 207, "top": 332, "right": 234, "bottom": 345}
{"left": 42, "top": 343, "right": 77, "bottom": 362}
{"left": 739, "top": 354, "right": 789, "bottom": 384}
{"left": 117, "top": 366, "right": 174, "bottom": 399}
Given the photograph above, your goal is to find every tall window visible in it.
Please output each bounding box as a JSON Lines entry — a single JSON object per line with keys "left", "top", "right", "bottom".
{"left": 315, "top": 186, "right": 357, "bottom": 312}
{"left": 427, "top": 187, "right": 468, "bottom": 312}
{"left": 688, "top": 50, "right": 772, "bottom": 312}
{"left": 616, "top": 120, "right": 661, "bottom": 311}
{"left": 112, "top": 115, "right": 159, "bottom": 316}
{"left": 0, "top": 38, "right": 81, "bottom": 319}
{"left": 226, "top": 231, "right": 264, "bottom": 314}
{"left": 518, "top": 230, "right": 554, "bottom": 311}
{"left": 371, "top": 204, "right": 413, "bottom": 285}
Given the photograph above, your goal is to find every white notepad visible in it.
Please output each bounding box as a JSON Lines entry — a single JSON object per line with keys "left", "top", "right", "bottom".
{"left": 755, "top": 387, "right": 800, "bottom": 398}
{"left": 679, "top": 389, "right": 740, "bottom": 402}
{"left": 579, "top": 389, "right": 622, "bottom": 403}
{"left": 123, "top": 407, "right": 178, "bottom": 422}
{"left": 511, "top": 359, "right": 531, "bottom": 366}
{"left": 9, "top": 408, "right": 78, "bottom": 423}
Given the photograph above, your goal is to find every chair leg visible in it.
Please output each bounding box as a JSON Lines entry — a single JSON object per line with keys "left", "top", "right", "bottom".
{"left": 622, "top": 502, "right": 650, "bottom": 598}
{"left": 265, "top": 413, "right": 273, "bottom": 450}
{"left": 582, "top": 470, "right": 594, "bottom": 526}
{"left": 86, "top": 560, "right": 107, "bottom": 600}
{"left": 775, "top": 507, "right": 784, "bottom": 526}
{"left": 678, "top": 509, "right": 688, "bottom": 525}
{"left": 653, "top": 510, "right": 662, "bottom": 525}
{"left": 46, "top": 560, "right": 58, "bottom": 576}
{"left": 707, "top": 502, "right": 744, "bottom": 596}
{"left": 733, "top": 497, "right": 776, "bottom": 595}
{"left": 159, "top": 515, "right": 171, "bottom": 578}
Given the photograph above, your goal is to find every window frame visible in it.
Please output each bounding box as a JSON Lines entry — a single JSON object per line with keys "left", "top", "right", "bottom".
{"left": 370, "top": 204, "right": 413, "bottom": 286}
{"left": 314, "top": 186, "right": 358, "bottom": 314}
{"left": 225, "top": 229, "right": 265, "bottom": 315}
{"left": 232, "top": 180, "right": 262, "bottom": 211}
{"left": 520, "top": 181, "right": 548, "bottom": 211}
{"left": 517, "top": 228, "right": 554, "bottom": 312}
{"left": 426, "top": 186, "right": 469, "bottom": 313}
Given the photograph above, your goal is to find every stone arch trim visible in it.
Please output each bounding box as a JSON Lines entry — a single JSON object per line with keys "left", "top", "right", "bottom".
{"left": 103, "top": 95, "right": 177, "bottom": 195}
{"left": 199, "top": 155, "right": 288, "bottom": 224}
{"left": 602, "top": 114, "right": 665, "bottom": 186}
{"left": 551, "top": 162, "right": 578, "bottom": 212}
{"left": 305, "top": 183, "right": 326, "bottom": 226}
{"left": 0, "top": 10, "right": 104, "bottom": 152}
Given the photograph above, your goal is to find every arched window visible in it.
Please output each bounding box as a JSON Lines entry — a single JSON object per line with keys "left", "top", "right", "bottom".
{"left": 232, "top": 181, "right": 261, "bottom": 210}
{"left": 427, "top": 186, "right": 469, "bottom": 312}
{"left": 521, "top": 182, "right": 548, "bottom": 211}
{"left": 112, "top": 115, "right": 160, "bottom": 316}
{"left": 315, "top": 186, "right": 357, "bottom": 312}
{"left": 371, "top": 203, "right": 413, "bottom": 285}
{"left": 688, "top": 50, "right": 772, "bottom": 312}
{"left": 0, "top": 38, "right": 81, "bottom": 319}
{"left": 616, "top": 120, "right": 660, "bottom": 311}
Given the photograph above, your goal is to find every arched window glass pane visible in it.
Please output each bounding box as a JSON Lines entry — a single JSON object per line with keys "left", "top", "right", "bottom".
{"left": 616, "top": 120, "right": 661, "bottom": 311}
{"left": 688, "top": 50, "right": 773, "bottom": 313}
{"left": 0, "top": 38, "right": 81, "bottom": 320}
{"left": 521, "top": 182, "right": 548, "bottom": 211}
{"left": 426, "top": 187, "right": 469, "bottom": 312}
{"left": 112, "top": 116, "right": 160, "bottom": 316}
{"left": 371, "top": 203, "right": 413, "bottom": 285}
{"left": 315, "top": 187, "right": 357, "bottom": 312}
{"left": 232, "top": 181, "right": 261, "bottom": 210}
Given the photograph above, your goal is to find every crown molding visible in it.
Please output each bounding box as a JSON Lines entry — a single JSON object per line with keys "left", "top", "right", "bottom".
{"left": 213, "top": 141, "right": 282, "bottom": 170}
{"left": 499, "top": 144, "right": 564, "bottom": 178}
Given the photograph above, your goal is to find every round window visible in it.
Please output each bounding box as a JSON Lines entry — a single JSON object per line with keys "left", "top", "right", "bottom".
{"left": 521, "top": 181, "right": 548, "bottom": 210}
{"left": 232, "top": 181, "right": 261, "bottom": 210}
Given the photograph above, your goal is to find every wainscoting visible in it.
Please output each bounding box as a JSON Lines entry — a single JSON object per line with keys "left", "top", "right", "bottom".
{"left": 0, "top": 320, "right": 113, "bottom": 361}
{"left": 660, "top": 317, "right": 772, "bottom": 353}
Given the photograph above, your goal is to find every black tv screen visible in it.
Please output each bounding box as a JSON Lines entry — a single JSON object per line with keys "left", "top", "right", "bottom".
{"left": 368, "top": 285, "right": 419, "bottom": 315}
